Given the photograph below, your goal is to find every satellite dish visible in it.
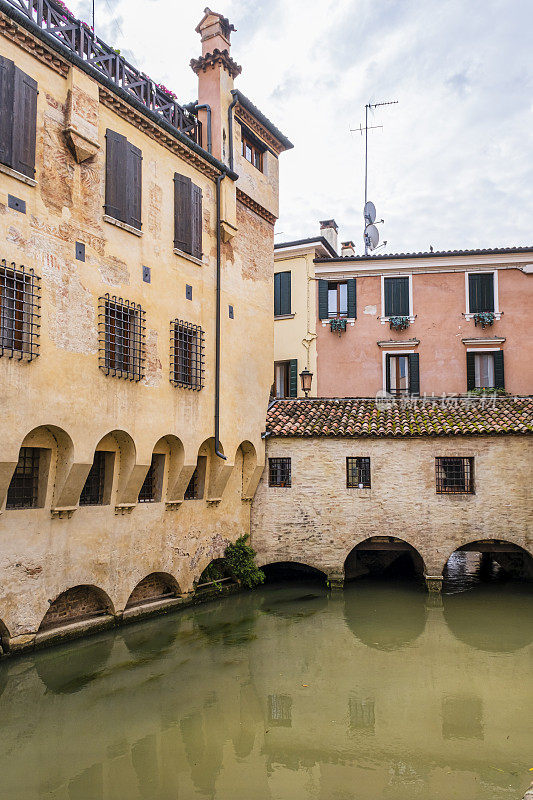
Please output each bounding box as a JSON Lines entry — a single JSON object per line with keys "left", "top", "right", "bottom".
{"left": 364, "top": 201, "right": 376, "bottom": 224}
{"left": 365, "top": 224, "right": 379, "bottom": 250}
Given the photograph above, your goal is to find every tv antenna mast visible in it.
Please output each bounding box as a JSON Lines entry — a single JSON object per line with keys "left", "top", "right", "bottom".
{"left": 351, "top": 99, "right": 398, "bottom": 255}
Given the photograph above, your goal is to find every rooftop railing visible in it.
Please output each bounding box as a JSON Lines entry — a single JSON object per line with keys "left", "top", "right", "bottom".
{"left": 3, "top": 0, "right": 201, "bottom": 143}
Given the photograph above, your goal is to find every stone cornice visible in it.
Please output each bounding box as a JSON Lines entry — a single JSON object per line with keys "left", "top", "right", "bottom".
{"left": 235, "top": 105, "right": 285, "bottom": 155}
{"left": 0, "top": 10, "right": 68, "bottom": 76}
{"left": 190, "top": 49, "right": 242, "bottom": 79}
{"left": 98, "top": 87, "right": 222, "bottom": 181}
{"left": 236, "top": 188, "right": 276, "bottom": 225}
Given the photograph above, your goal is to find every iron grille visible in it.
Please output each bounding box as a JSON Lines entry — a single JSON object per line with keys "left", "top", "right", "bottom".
{"left": 170, "top": 320, "right": 204, "bottom": 390}
{"left": 79, "top": 451, "right": 107, "bottom": 505}
{"left": 0, "top": 260, "right": 40, "bottom": 361}
{"left": 6, "top": 447, "right": 40, "bottom": 509}
{"left": 138, "top": 457, "right": 156, "bottom": 502}
{"left": 435, "top": 457, "right": 474, "bottom": 494}
{"left": 184, "top": 467, "right": 198, "bottom": 499}
{"left": 347, "top": 457, "right": 371, "bottom": 488}
{"left": 98, "top": 295, "right": 145, "bottom": 381}
{"left": 268, "top": 457, "right": 291, "bottom": 487}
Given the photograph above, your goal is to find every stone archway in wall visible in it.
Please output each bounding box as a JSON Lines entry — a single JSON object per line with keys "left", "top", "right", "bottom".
{"left": 261, "top": 561, "right": 328, "bottom": 584}
{"left": 38, "top": 585, "right": 114, "bottom": 632}
{"left": 443, "top": 540, "right": 533, "bottom": 588}
{"left": 344, "top": 537, "right": 426, "bottom": 583}
{"left": 125, "top": 573, "right": 181, "bottom": 610}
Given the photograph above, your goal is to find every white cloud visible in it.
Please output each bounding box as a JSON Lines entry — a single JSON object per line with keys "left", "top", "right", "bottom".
{"left": 68, "top": 0, "right": 533, "bottom": 253}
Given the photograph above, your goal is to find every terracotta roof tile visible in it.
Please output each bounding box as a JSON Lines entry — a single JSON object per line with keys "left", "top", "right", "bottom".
{"left": 266, "top": 397, "right": 533, "bottom": 438}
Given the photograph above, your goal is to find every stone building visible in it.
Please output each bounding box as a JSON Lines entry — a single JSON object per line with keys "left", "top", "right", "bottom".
{"left": 0, "top": 2, "right": 291, "bottom": 652}
{"left": 252, "top": 397, "right": 533, "bottom": 591}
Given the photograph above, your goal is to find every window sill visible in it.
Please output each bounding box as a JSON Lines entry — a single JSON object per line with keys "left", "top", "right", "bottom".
{"left": 173, "top": 248, "right": 205, "bottom": 267}
{"left": 462, "top": 336, "right": 505, "bottom": 346}
{"left": 0, "top": 162, "right": 36, "bottom": 187}
{"left": 103, "top": 215, "right": 142, "bottom": 237}
{"left": 321, "top": 318, "right": 356, "bottom": 327}
{"left": 275, "top": 313, "right": 296, "bottom": 320}
{"left": 377, "top": 339, "right": 420, "bottom": 348}
{"left": 464, "top": 312, "right": 502, "bottom": 321}
{"left": 380, "top": 315, "right": 415, "bottom": 325}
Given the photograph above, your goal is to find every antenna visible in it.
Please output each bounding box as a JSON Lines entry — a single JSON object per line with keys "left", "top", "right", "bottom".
{"left": 352, "top": 99, "right": 398, "bottom": 254}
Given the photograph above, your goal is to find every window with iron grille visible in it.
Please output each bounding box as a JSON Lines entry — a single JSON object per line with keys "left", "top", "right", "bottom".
{"left": 184, "top": 467, "right": 199, "bottom": 499}
{"left": 170, "top": 320, "right": 204, "bottom": 389}
{"left": 138, "top": 454, "right": 164, "bottom": 503}
{"left": 6, "top": 447, "right": 40, "bottom": 509}
{"left": 0, "top": 260, "right": 40, "bottom": 361}
{"left": 269, "top": 457, "right": 291, "bottom": 487}
{"left": 347, "top": 457, "right": 371, "bottom": 488}
{"left": 98, "top": 295, "right": 145, "bottom": 381}
{"left": 79, "top": 451, "right": 108, "bottom": 505}
{"left": 435, "top": 457, "right": 474, "bottom": 494}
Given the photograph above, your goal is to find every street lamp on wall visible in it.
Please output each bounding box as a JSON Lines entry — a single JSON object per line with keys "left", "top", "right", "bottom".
{"left": 299, "top": 367, "right": 313, "bottom": 398}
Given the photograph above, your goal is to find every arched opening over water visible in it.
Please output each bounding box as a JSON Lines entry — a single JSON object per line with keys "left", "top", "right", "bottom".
{"left": 0, "top": 618, "right": 10, "bottom": 654}
{"left": 38, "top": 585, "right": 114, "bottom": 632}
{"left": 261, "top": 561, "right": 327, "bottom": 585}
{"left": 443, "top": 540, "right": 533, "bottom": 593}
{"left": 196, "top": 558, "right": 235, "bottom": 590}
{"left": 125, "top": 572, "right": 181, "bottom": 610}
{"left": 344, "top": 537, "right": 425, "bottom": 583}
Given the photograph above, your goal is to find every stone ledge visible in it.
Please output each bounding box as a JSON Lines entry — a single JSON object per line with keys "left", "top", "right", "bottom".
{"left": 103, "top": 214, "right": 142, "bottom": 237}
{"left": 34, "top": 614, "right": 115, "bottom": 650}
{"left": 0, "top": 161, "right": 37, "bottom": 187}
{"left": 173, "top": 247, "right": 205, "bottom": 267}
{"left": 122, "top": 596, "right": 187, "bottom": 622}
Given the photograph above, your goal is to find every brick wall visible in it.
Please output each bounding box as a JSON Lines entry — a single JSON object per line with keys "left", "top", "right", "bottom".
{"left": 125, "top": 573, "right": 179, "bottom": 608}
{"left": 39, "top": 586, "right": 111, "bottom": 631}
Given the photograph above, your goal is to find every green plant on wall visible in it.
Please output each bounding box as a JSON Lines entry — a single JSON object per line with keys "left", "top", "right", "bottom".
{"left": 224, "top": 535, "right": 265, "bottom": 589}
{"left": 468, "top": 387, "right": 507, "bottom": 397}
{"left": 473, "top": 312, "right": 495, "bottom": 328}
{"left": 389, "top": 315, "right": 410, "bottom": 331}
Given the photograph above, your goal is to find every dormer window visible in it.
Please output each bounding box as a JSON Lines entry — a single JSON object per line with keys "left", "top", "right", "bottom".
{"left": 241, "top": 130, "right": 265, "bottom": 171}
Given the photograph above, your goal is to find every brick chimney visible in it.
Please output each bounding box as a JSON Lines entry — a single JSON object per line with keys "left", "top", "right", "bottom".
{"left": 319, "top": 219, "right": 338, "bottom": 254}
{"left": 191, "top": 8, "right": 241, "bottom": 163}
{"left": 341, "top": 240, "right": 355, "bottom": 257}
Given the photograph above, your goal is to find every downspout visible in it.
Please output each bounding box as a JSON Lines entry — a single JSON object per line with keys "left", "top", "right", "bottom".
{"left": 215, "top": 173, "right": 227, "bottom": 460}
{"left": 228, "top": 90, "right": 238, "bottom": 172}
{"left": 184, "top": 102, "right": 212, "bottom": 154}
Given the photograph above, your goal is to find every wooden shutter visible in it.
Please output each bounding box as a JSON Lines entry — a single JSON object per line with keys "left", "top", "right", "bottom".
{"left": 0, "top": 56, "right": 15, "bottom": 169}
{"left": 385, "top": 353, "right": 391, "bottom": 394}
{"left": 126, "top": 141, "right": 142, "bottom": 230}
{"left": 105, "top": 129, "right": 127, "bottom": 222}
{"left": 408, "top": 353, "right": 420, "bottom": 396}
{"left": 281, "top": 272, "right": 291, "bottom": 315}
{"left": 318, "top": 280, "right": 329, "bottom": 320}
{"left": 493, "top": 350, "right": 504, "bottom": 390}
{"left": 12, "top": 66, "right": 37, "bottom": 178}
{"left": 466, "top": 351, "right": 476, "bottom": 391}
{"left": 191, "top": 182, "right": 202, "bottom": 258}
{"left": 289, "top": 359, "right": 298, "bottom": 397}
{"left": 174, "top": 173, "right": 193, "bottom": 253}
{"left": 469, "top": 273, "right": 494, "bottom": 313}
{"left": 347, "top": 278, "right": 357, "bottom": 318}
{"left": 398, "top": 277, "right": 409, "bottom": 316}
{"left": 274, "top": 272, "right": 281, "bottom": 316}
{"left": 385, "top": 277, "right": 409, "bottom": 316}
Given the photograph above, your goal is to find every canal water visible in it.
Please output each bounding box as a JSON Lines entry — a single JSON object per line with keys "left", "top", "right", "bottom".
{"left": 0, "top": 563, "right": 532, "bottom": 799}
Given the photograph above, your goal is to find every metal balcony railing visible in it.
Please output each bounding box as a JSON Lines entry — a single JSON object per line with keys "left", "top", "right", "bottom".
{"left": 2, "top": 0, "right": 200, "bottom": 142}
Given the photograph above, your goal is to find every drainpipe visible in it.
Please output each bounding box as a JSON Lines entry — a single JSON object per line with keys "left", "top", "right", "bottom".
{"left": 215, "top": 173, "right": 227, "bottom": 460}
{"left": 228, "top": 90, "right": 238, "bottom": 172}
{"left": 184, "top": 102, "right": 212, "bottom": 154}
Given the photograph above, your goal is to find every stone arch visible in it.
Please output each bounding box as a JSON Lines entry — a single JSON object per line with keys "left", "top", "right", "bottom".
{"left": 442, "top": 539, "right": 533, "bottom": 585}
{"left": 236, "top": 440, "right": 261, "bottom": 500}
{"left": 260, "top": 561, "right": 328, "bottom": 584}
{"left": 89, "top": 429, "right": 137, "bottom": 505}
{"left": 344, "top": 537, "right": 426, "bottom": 583}
{"left": 125, "top": 572, "right": 181, "bottom": 610}
{"left": 38, "top": 585, "right": 114, "bottom": 632}
{"left": 196, "top": 558, "right": 234, "bottom": 589}
{"left": 150, "top": 434, "right": 184, "bottom": 502}
{"left": 196, "top": 437, "right": 232, "bottom": 501}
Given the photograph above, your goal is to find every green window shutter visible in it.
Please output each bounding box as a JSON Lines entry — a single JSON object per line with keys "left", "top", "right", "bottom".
{"left": 466, "top": 352, "right": 476, "bottom": 391}
{"left": 480, "top": 273, "right": 494, "bottom": 312}
{"left": 469, "top": 273, "right": 494, "bottom": 313}
{"left": 274, "top": 272, "right": 281, "bottom": 316}
{"left": 281, "top": 271, "right": 291, "bottom": 315}
{"left": 384, "top": 278, "right": 394, "bottom": 317}
{"left": 191, "top": 182, "right": 203, "bottom": 259}
{"left": 318, "top": 280, "right": 329, "bottom": 320}
{"left": 385, "top": 353, "right": 391, "bottom": 394}
{"left": 347, "top": 278, "right": 357, "bottom": 318}
{"left": 493, "top": 350, "right": 504, "bottom": 390}
{"left": 385, "top": 277, "right": 409, "bottom": 316}
{"left": 398, "top": 277, "right": 409, "bottom": 316}
{"left": 12, "top": 66, "right": 38, "bottom": 178}
{"left": 0, "top": 56, "right": 15, "bottom": 169}
{"left": 289, "top": 359, "right": 298, "bottom": 397}
{"left": 408, "top": 353, "right": 420, "bottom": 396}
{"left": 125, "top": 141, "right": 142, "bottom": 230}
{"left": 105, "top": 129, "right": 128, "bottom": 222}
{"left": 174, "top": 172, "right": 193, "bottom": 253}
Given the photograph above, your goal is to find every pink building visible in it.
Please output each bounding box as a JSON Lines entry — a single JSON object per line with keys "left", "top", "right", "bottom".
{"left": 314, "top": 247, "right": 533, "bottom": 397}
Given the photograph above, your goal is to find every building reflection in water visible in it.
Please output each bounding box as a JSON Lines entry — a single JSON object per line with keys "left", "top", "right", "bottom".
{"left": 442, "top": 695, "right": 483, "bottom": 740}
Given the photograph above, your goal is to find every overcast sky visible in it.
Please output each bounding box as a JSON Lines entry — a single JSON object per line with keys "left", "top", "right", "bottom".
{"left": 69, "top": 0, "right": 533, "bottom": 255}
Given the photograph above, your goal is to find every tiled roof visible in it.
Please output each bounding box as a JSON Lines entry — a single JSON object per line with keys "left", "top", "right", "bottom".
{"left": 266, "top": 398, "right": 533, "bottom": 438}
{"left": 314, "top": 246, "right": 533, "bottom": 262}
{"left": 231, "top": 90, "right": 294, "bottom": 150}
{"left": 274, "top": 236, "right": 337, "bottom": 257}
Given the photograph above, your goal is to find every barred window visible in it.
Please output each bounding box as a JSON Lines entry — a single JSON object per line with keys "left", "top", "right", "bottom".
{"left": 170, "top": 320, "right": 204, "bottom": 389}
{"left": 347, "top": 457, "right": 371, "bottom": 488}
{"left": 6, "top": 447, "right": 40, "bottom": 509}
{"left": 99, "top": 295, "right": 145, "bottom": 381}
{"left": 138, "top": 454, "right": 164, "bottom": 503}
{"left": 269, "top": 457, "right": 291, "bottom": 487}
{"left": 184, "top": 467, "right": 199, "bottom": 499}
{"left": 80, "top": 451, "right": 108, "bottom": 506}
{"left": 0, "top": 260, "right": 40, "bottom": 361}
{"left": 435, "top": 457, "right": 474, "bottom": 494}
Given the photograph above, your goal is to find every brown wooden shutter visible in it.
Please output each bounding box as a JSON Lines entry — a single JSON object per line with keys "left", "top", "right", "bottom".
{"left": 385, "top": 353, "right": 391, "bottom": 393}
{"left": 174, "top": 173, "right": 193, "bottom": 253}
{"left": 12, "top": 66, "right": 37, "bottom": 178}
{"left": 0, "top": 56, "right": 15, "bottom": 169}
{"left": 493, "top": 350, "right": 504, "bottom": 390}
{"left": 191, "top": 182, "right": 202, "bottom": 258}
{"left": 466, "top": 352, "right": 476, "bottom": 391}
{"left": 105, "top": 129, "right": 127, "bottom": 222}
{"left": 126, "top": 141, "right": 142, "bottom": 230}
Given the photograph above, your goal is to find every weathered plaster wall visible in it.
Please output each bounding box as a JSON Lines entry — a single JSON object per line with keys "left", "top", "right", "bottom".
{"left": 251, "top": 436, "right": 533, "bottom": 578}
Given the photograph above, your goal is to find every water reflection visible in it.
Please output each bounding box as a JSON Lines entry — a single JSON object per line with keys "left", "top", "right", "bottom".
{"left": 34, "top": 635, "right": 113, "bottom": 694}
{"left": 344, "top": 579, "right": 427, "bottom": 650}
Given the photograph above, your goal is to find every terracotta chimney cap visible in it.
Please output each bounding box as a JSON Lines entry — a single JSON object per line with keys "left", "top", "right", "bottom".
{"left": 320, "top": 219, "right": 338, "bottom": 232}
{"left": 341, "top": 240, "right": 355, "bottom": 248}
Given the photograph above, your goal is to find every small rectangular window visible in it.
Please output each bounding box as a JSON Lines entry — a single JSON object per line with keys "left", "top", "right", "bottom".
{"left": 170, "top": 320, "right": 204, "bottom": 390}
{"left": 269, "top": 457, "right": 291, "bottom": 487}
{"left": 0, "top": 56, "right": 38, "bottom": 178}
{"left": 474, "top": 352, "right": 495, "bottom": 389}
{"left": 384, "top": 276, "right": 410, "bottom": 317}
{"left": 138, "top": 454, "right": 164, "bottom": 503}
{"left": 273, "top": 361, "right": 289, "bottom": 399}
{"left": 327, "top": 281, "right": 348, "bottom": 317}
{"left": 346, "top": 457, "right": 371, "bottom": 488}
{"left": 388, "top": 354, "right": 409, "bottom": 395}
{"left": 184, "top": 456, "right": 207, "bottom": 500}
{"left": 99, "top": 295, "right": 145, "bottom": 381}
{"left": 0, "top": 260, "right": 40, "bottom": 361}
{"left": 6, "top": 447, "right": 41, "bottom": 509}
{"left": 79, "top": 451, "right": 109, "bottom": 506}
{"left": 274, "top": 271, "right": 291, "bottom": 316}
{"left": 241, "top": 130, "right": 264, "bottom": 172}
{"left": 435, "top": 457, "right": 474, "bottom": 494}
{"left": 468, "top": 273, "right": 494, "bottom": 313}
{"left": 105, "top": 129, "right": 142, "bottom": 230}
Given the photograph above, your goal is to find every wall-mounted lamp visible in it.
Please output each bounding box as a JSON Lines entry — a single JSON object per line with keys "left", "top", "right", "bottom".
{"left": 299, "top": 367, "right": 313, "bottom": 397}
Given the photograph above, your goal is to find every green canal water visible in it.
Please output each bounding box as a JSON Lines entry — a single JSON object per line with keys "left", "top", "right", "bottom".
{"left": 1, "top": 567, "right": 532, "bottom": 799}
